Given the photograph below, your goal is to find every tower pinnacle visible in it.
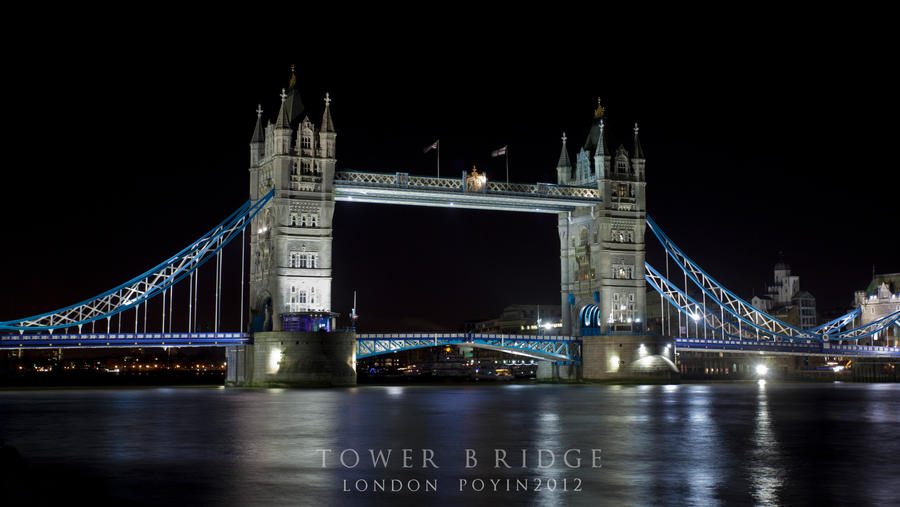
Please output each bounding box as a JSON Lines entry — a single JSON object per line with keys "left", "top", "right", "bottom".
{"left": 632, "top": 122, "right": 644, "bottom": 159}
{"left": 321, "top": 92, "right": 335, "bottom": 133}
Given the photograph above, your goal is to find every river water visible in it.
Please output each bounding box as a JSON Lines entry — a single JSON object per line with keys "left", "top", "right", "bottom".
{"left": 2, "top": 382, "right": 899, "bottom": 506}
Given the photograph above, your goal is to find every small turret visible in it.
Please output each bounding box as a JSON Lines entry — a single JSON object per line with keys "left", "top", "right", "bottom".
{"left": 631, "top": 122, "right": 645, "bottom": 181}
{"left": 317, "top": 93, "right": 338, "bottom": 189}
{"left": 593, "top": 118, "right": 608, "bottom": 180}
{"left": 556, "top": 132, "right": 572, "bottom": 184}
{"left": 250, "top": 104, "right": 265, "bottom": 167}
{"left": 274, "top": 88, "right": 293, "bottom": 155}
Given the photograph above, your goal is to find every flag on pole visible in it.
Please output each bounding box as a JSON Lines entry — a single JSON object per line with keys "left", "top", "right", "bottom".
{"left": 423, "top": 140, "right": 439, "bottom": 153}
{"left": 492, "top": 146, "right": 507, "bottom": 157}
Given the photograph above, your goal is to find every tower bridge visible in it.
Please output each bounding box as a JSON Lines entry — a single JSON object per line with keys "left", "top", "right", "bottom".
{"left": 2, "top": 70, "right": 898, "bottom": 385}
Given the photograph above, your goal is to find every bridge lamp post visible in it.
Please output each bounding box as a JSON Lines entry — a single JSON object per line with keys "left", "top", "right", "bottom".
{"left": 755, "top": 364, "right": 769, "bottom": 377}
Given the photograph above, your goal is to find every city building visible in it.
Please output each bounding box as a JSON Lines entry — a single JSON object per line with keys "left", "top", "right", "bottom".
{"left": 750, "top": 260, "right": 817, "bottom": 329}
{"left": 853, "top": 273, "right": 900, "bottom": 346}
{"left": 467, "top": 305, "right": 563, "bottom": 335}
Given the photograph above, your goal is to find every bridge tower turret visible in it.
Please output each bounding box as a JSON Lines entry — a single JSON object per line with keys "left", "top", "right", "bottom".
{"left": 556, "top": 132, "right": 572, "bottom": 185}
{"left": 247, "top": 69, "right": 337, "bottom": 333}
{"left": 558, "top": 102, "right": 646, "bottom": 337}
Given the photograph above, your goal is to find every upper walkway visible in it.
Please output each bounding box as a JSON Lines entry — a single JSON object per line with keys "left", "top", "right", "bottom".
{"left": 333, "top": 171, "right": 602, "bottom": 213}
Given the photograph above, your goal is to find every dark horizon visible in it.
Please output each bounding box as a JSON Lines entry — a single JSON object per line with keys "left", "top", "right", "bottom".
{"left": 2, "top": 50, "right": 897, "bottom": 332}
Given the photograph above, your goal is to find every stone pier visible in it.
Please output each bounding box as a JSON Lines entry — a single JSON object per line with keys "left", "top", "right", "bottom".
{"left": 226, "top": 331, "right": 356, "bottom": 387}
{"left": 582, "top": 334, "right": 679, "bottom": 381}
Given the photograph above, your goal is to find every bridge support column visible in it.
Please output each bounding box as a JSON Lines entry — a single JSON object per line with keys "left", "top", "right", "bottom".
{"left": 582, "top": 334, "right": 679, "bottom": 381}
{"left": 226, "top": 331, "right": 356, "bottom": 387}
{"left": 536, "top": 360, "right": 581, "bottom": 380}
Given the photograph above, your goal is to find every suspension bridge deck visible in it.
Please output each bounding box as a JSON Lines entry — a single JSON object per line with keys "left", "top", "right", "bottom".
{"left": 676, "top": 337, "right": 900, "bottom": 358}
{"left": 0, "top": 333, "right": 250, "bottom": 349}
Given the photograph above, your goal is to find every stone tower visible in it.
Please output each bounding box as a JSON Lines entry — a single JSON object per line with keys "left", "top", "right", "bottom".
{"left": 557, "top": 100, "right": 647, "bottom": 336}
{"left": 247, "top": 67, "right": 337, "bottom": 332}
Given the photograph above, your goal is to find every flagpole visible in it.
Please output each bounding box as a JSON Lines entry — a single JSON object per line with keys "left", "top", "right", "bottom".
{"left": 437, "top": 140, "right": 440, "bottom": 178}
{"left": 506, "top": 146, "right": 509, "bottom": 184}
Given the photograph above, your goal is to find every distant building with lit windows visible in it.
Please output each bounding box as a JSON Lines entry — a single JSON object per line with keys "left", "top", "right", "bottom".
{"left": 467, "top": 305, "right": 563, "bottom": 335}
{"left": 853, "top": 273, "right": 900, "bottom": 346}
{"left": 750, "top": 260, "right": 817, "bottom": 330}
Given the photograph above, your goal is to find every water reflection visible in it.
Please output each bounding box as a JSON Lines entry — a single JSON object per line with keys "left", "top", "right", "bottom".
{"left": 749, "top": 379, "right": 783, "bottom": 506}
{"left": 1, "top": 384, "right": 898, "bottom": 506}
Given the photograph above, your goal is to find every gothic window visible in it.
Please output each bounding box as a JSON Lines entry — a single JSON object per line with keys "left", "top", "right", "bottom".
{"left": 614, "top": 293, "right": 619, "bottom": 302}
{"left": 298, "top": 290, "right": 307, "bottom": 304}
{"left": 302, "top": 136, "right": 312, "bottom": 151}
{"left": 310, "top": 287, "right": 316, "bottom": 305}
{"left": 618, "top": 267, "right": 627, "bottom": 279}
{"left": 310, "top": 214, "right": 319, "bottom": 227}
{"left": 290, "top": 251, "right": 302, "bottom": 268}
{"left": 629, "top": 294, "right": 635, "bottom": 302}
{"left": 289, "top": 213, "right": 298, "bottom": 226}
{"left": 300, "top": 214, "right": 308, "bottom": 227}
{"left": 291, "top": 162, "right": 299, "bottom": 176}
{"left": 619, "top": 184, "right": 627, "bottom": 197}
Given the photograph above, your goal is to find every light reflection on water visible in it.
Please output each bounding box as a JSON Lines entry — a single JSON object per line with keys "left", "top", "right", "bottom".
{"left": 1, "top": 383, "right": 900, "bottom": 506}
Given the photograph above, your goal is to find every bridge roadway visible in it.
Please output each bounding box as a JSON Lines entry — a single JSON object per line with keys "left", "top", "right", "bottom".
{"left": 332, "top": 171, "right": 602, "bottom": 213}
{"left": 3, "top": 332, "right": 898, "bottom": 360}
{"left": 676, "top": 337, "right": 900, "bottom": 358}
{"left": 356, "top": 332, "right": 582, "bottom": 363}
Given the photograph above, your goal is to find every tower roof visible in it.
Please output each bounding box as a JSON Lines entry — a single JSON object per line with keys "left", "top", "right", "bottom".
{"left": 251, "top": 104, "right": 265, "bottom": 143}
{"left": 632, "top": 122, "right": 644, "bottom": 159}
{"left": 557, "top": 132, "right": 571, "bottom": 168}
{"left": 283, "top": 64, "right": 305, "bottom": 126}
{"left": 321, "top": 92, "right": 335, "bottom": 133}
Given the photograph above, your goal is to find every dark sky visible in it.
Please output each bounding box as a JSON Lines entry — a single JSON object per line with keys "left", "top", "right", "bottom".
{"left": 2, "top": 25, "right": 897, "bottom": 332}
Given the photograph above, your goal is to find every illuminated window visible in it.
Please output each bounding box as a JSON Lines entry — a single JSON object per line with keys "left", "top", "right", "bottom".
{"left": 289, "top": 213, "right": 298, "bottom": 226}
{"left": 289, "top": 251, "right": 302, "bottom": 268}
{"left": 310, "top": 214, "right": 319, "bottom": 227}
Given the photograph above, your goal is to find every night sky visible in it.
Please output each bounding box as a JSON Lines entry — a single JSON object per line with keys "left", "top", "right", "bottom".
{"left": 2, "top": 28, "right": 897, "bottom": 333}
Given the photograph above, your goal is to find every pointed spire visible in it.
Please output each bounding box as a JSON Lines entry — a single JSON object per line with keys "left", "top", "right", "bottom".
{"left": 321, "top": 92, "right": 335, "bottom": 133}
{"left": 275, "top": 88, "right": 291, "bottom": 129}
{"left": 251, "top": 104, "right": 265, "bottom": 143}
{"left": 632, "top": 122, "right": 644, "bottom": 159}
{"left": 557, "top": 132, "right": 571, "bottom": 168}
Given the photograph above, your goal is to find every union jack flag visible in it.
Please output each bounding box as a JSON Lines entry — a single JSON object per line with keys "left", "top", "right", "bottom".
{"left": 492, "top": 146, "right": 507, "bottom": 157}
{"left": 423, "top": 140, "right": 439, "bottom": 153}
